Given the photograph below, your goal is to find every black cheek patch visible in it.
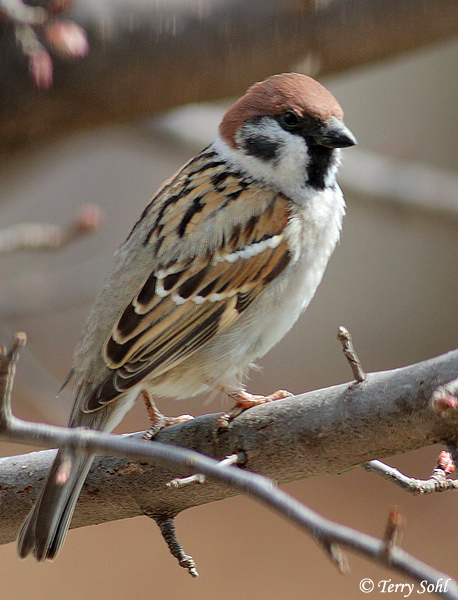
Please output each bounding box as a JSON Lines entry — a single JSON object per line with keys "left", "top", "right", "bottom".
{"left": 243, "top": 135, "right": 280, "bottom": 162}
{"left": 305, "top": 143, "right": 333, "bottom": 190}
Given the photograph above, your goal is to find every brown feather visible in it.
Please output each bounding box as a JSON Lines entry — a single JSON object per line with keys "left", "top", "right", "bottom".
{"left": 84, "top": 158, "right": 293, "bottom": 411}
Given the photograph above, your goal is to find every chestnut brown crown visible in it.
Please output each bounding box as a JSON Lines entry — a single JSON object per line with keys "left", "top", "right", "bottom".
{"left": 220, "top": 73, "right": 345, "bottom": 149}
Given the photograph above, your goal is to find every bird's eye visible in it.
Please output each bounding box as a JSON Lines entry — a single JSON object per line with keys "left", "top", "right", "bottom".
{"left": 280, "top": 110, "right": 300, "bottom": 130}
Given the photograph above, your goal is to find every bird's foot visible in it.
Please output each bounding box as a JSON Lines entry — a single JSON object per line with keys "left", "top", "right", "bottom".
{"left": 142, "top": 390, "right": 193, "bottom": 440}
{"left": 216, "top": 388, "right": 292, "bottom": 428}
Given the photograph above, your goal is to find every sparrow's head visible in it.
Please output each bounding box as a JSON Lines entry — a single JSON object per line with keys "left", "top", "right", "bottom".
{"left": 218, "top": 73, "right": 356, "bottom": 196}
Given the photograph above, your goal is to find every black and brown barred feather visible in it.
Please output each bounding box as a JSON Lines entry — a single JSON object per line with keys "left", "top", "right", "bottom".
{"left": 84, "top": 148, "right": 292, "bottom": 412}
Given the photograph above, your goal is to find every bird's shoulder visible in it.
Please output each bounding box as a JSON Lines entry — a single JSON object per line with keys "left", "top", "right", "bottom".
{"left": 121, "top": 145, "right": 292, "bottom": 263}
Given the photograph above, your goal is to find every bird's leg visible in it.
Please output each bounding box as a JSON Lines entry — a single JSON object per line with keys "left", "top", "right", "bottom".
{"left": 217, "top": 388, "right": 293, "bottom": 428}
{"left": 142, "top": 390, "right": 193, "bottom": 440}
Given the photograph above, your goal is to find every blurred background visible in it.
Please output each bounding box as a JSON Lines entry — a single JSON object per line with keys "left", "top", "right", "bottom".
{"left": 0, "top": 1, "right": 457, "bottom": 598}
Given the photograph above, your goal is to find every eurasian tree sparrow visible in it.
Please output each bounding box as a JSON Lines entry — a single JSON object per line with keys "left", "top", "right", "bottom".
{"left": 17, "top": 73, "right": 356, "bottom": 561}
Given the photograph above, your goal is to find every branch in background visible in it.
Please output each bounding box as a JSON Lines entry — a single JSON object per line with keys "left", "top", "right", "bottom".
{"left": 340, "top": 149, "right": 458, "bottom": 222}
{"left": 0, "top": 0, "right": 88, "bottom": 88}
{"left": 2, "top": 0, "right": 458, "bottom": 153}
{"left": 0, "top": 204, "right": 102, "bottom": 254}
{"left": 1, "top": 335, "right": 458, "bottom": 596}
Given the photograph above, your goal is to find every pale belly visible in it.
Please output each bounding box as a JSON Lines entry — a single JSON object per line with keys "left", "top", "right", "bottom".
{"left": 148, "top": 192, "right": 344, "bottom": 399}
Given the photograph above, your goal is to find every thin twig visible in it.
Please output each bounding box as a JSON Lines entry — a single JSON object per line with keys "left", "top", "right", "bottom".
{"left": 0, "top": 205, "right": 102, "bottom": 254}
{"left": 381, "top": 507, "right": 405, "bottom": 562}
{"left": 0, "top": 0, "right": 46, "bottom": 25}
{"left": 337, "top": 326, "right": 366, "bottom": 382}
{"left": 321, "top": 541, "right": 349, "bottom": 574}
{"left": 149, "top": 515, "right": 199, "bottom": 578}
{"left": 364, "top": 457, "right": 458, "bottom": 495}
{"left": 0, "top": 331, "right": 26, "bottom": 427}
{"left": 167, "top": 472, "right": 206, "bottom": 488}
{"left": 167, "top": 453, "right": 243, "bottom": 488}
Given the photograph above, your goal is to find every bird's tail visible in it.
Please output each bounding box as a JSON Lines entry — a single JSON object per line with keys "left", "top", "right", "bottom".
{"left": 17, "top": 449, "right": 94, "bottom": 561}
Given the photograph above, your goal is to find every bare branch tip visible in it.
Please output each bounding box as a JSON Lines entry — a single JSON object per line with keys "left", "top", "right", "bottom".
{"left": 322, "top": 541, "right": 350, "bottom": 574}
{"left": 366, "top": 456, "right": 458, "bottom": 495}
{"left": 337, "top": 325, "right": 350, "bottom": 340}
{"left": 152, "top": 516, "right": 199, "bottom": 578}
{"left": 73, "top": 204, "right": 104, "bottom": 235}
{"left": 167, "top": 473, "right": 206, "bottom": 488}
{"left": 61, "top": 204, "right": 104, "bottom": 246}
{"left": 337, "top": 325, "right": 366, "bottom": 383}
{"left": 381, "top": 507, "right": 405, "bottom": 561}
{"left": 13, "top": 331, "right": 27, "bottom": 347}
{"left": 167, "top": 453, "right": 242, "bottom": 488}
{"left": 8, "top": 332, "right": 27, "bottom": 361}
{"left": 436, "top": 451, "right": 456, "bottom": 475}
{"left": 1, "top": 332, "right": 26, "bottom": 365}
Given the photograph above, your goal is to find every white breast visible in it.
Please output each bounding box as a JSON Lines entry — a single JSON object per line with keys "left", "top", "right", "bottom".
{"left": 199, "top": 183, "right": 345, "bottom": 389}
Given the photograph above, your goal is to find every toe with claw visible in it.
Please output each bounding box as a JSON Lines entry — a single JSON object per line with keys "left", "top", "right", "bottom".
{"left": 142, "top": 390, "right": 193, "bottom": 439}
{"left": 217, "top": 388, "right": 293, "bottom": 428}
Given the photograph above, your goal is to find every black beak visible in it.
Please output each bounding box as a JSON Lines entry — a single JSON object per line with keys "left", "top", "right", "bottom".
{"left": 314, "top": 116, "right": 357, "bottom": 149}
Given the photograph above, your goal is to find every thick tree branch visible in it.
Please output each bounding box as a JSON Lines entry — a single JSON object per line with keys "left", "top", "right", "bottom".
{"left": 2, "top": 0, "right": 458, "bottom": 153}
{"left": 1, "top": 337, "right": 458, "bottom": 597}
{"left": 0, "top": 341, "right": 457, "bottom": 540}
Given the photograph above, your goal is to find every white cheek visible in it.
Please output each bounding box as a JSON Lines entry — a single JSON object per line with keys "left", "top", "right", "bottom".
{"left": 214, "top": 123, "right": 311, "bottom": 202}
{"left": 273, "top": 133, "right": 310, "bottom": 193}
